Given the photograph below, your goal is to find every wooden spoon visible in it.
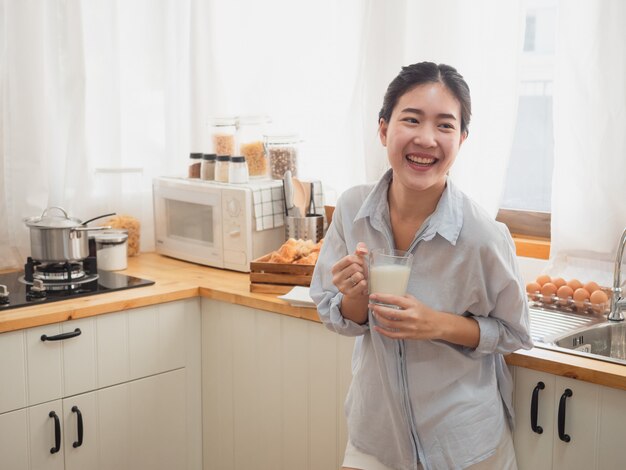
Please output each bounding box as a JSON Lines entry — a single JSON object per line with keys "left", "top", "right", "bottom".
{"left": 292, "top": 177, "right": 307, "bottom": 218}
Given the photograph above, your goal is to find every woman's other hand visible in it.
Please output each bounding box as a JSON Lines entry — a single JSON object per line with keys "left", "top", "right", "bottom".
{"left": 331, "top": 242, "right": 369, "bottom": 297}
{"left": 369, "top": 294, "right": 480, "bottom": 348}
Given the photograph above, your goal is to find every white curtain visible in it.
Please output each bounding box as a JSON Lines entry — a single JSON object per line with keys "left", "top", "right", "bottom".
{"left": 0, "top": 0, "right": 190, "bottom": 268}
{"left": 551, "top": 0, "right": 626, "bottom": 267}
{"left": 1, "top": 0, "right": 524, "bottom": 269}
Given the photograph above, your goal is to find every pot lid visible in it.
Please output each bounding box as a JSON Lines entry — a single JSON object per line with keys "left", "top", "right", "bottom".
{"left": 24, "top": 207, "right": 83, "bottom": 229}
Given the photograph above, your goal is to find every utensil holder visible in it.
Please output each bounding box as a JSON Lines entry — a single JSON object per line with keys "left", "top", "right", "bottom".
{"left": 285, "top": 214, "right": 324, "bottom": 243}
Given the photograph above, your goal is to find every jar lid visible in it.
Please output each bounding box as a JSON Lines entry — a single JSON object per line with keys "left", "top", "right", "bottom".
{"left": 217, "top": 155, "right": 231, "bottom": 162}
{"left": 231, "top": 156, "right": 246, "bottom": 163}
{"left": 209, "top": 117, "right": 237, "bottom": 126}
{"left": 263, "top": 133, "right": 300, "bottom": 144}
{"left": 202, "top": 153, "right": 217, "bottom": 160}
{"left": 94, "top": 230, "right": 128, "bottom": 244}
{"left": 189, "top": 153, "right": 203, "bottom": 159}
{"left": 237, "top": 114, "right": 271, "bottom": 125}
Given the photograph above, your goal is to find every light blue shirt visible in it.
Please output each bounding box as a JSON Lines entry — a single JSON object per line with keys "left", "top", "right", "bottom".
{"left": 310, "top": 170, "right": 533, "bottom": 470}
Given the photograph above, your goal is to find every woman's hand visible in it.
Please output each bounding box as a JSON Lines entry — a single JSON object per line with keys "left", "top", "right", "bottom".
{"left": 331, "top": 242, "right": 369, "bottom": 298}
{"left": 369, "top": 293, "right": 480, "bottom": 347}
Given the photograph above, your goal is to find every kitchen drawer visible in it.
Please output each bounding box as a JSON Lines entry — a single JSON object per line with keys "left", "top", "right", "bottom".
{"left": 0, "top": 300, "right": 188, "bottom": 414}
{"left": 98, "top": 300, "right": 187, "bottom": 388}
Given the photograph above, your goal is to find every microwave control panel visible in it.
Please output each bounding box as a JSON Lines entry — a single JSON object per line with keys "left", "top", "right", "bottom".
{"left": 221, "top": 188, "right": 251, "bottom": 269}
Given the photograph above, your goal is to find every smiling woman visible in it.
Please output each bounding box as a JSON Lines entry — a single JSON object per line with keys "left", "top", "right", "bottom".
{"left": 310, "top": 62, "right": 532, "bottom": 470}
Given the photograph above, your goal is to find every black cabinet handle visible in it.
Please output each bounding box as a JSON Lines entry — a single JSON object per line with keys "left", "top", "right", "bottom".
{"left": 558, "top": 388, "right": 573, "bottom": 442}
{"left": 49, "top": 411, "right": 61, "bottom": 454}
{"left": 531, "top": 381, "right": 545, "bottom": 434}
{"left": 41, "top": 328, "right": 81, "bottom": 342}
{"left": 72, "top": 406, "right": 83, "bottom": 448}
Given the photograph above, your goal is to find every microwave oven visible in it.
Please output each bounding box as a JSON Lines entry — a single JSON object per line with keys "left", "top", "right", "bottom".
{"left": 153, "top": 177, "right": 286, "bottom": 272}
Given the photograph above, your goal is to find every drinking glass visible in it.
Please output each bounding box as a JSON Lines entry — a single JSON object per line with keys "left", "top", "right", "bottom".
{"left": 368, "top": 248, "right": 413, "bottom": 307}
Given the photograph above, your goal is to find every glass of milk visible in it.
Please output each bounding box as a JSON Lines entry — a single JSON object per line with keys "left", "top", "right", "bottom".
{"left": 369, "top": 248, "right": 413, "bottom": 307}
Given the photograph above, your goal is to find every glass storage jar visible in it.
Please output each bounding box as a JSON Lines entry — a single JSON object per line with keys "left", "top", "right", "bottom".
{"left": 264, "top": 133, "right": 300, "bottom": 179}
{"left": 236, "top": 115, "right": 270, "bottom": 178}
{"left": 201, "top": 153, "right": 216, "bottom": 181}
{"left": 209, "top": 117, "right": 236, "bottom": 156}
{"left": 188, "top": 152, "right": 202, "bottom": 178}
{"left": 215, "top": 155, "right": 231, "bottom": 182}
{"left": 229, "top": 156, "right": 249, "bottom": 183}
{"left": 95, "top": 230, "right": 128, "bottom": 271}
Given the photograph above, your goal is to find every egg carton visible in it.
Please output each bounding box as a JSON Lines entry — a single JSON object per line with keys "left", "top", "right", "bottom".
{"left": 527, "top": 292, "right": 609, "bottom": 316}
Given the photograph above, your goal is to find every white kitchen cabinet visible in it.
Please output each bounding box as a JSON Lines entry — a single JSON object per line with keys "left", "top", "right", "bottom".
{"left": 28, "top": 400, "right": 65, "bottom": 470}
{"left": 201, "top": 299, "right": 355, "bottom": 470}
{"left": 513, "top": 366, "right": 626, "bottom": 470}
{"left": 0, "top": 407, "right": 29, "bottom": 469}
{"left": 596, "top": 385, "right": 626, "bottom": 469}
{"left": 0, "top": 298, "right": 201, "bottom": 470}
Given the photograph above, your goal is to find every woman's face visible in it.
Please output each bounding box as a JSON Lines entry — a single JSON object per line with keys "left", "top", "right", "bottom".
{"left": 379, "top": 82, "right": 466, "bottom": 194}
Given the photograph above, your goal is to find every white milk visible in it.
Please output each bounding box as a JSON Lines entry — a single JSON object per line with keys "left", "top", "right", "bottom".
{"left": 369, "top": 264, "right": 411, "bottom": 296}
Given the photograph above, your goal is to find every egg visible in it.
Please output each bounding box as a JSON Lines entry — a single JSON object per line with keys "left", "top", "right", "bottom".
{"left": 590, "top": 290, "right": 609, "bottom": 314}
{"left": 526, "top": 282, "right": 541, "bottom": 301}
{"left": 541, "top": 283, "right": 558, "bottom": 304}
{"left": 536, "top": 274, "right": 552, "bottom": 286}
{"left": 567, "top": 279, "right": 583, "bottom": 291}
{"left": 551, "top": 277, "right": 566, "bottom": 289}
{"left": 583, "top": 281, "right": 600, "bottom": 293}
{"left": 573, "top": 288, "right": 590, "bottom": 310}
{"left": 556, "top": 285, "right": 574, "bottom": 306}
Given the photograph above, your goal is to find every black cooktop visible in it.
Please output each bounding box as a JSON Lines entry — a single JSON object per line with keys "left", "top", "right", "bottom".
{"left": 0, "top": 270, "right": 155, "bottom": 311}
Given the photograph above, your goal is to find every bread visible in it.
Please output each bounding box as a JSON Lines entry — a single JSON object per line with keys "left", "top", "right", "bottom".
{"left": 266, "top": 238, "right": 324, "bottom": 265}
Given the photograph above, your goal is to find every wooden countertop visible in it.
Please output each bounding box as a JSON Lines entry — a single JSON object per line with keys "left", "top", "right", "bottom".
{"left": 2, "top": 253, "right": 625, "bottom": 390}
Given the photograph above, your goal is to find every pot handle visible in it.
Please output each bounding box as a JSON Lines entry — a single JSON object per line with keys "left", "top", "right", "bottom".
{"left": 71, "top": 225, "right": 112, "bottom": 233}
{"left": 81, "top": 212, "right": 116, "bottom": 226}
{"left": 41, "top": 206, "right": 70, "bottom": 219}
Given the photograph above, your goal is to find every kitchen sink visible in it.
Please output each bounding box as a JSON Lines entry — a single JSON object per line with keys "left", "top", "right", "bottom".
{"left": 551, "top": 322, "right": 626, "bottom": 365}
{"left": 528, "top": 307, "right": 626, "bottom": 366}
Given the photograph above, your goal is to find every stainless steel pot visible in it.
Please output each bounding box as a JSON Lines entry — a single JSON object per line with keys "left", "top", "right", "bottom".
{"left": 24, "top": 207, "right": 112, "bottom": 262}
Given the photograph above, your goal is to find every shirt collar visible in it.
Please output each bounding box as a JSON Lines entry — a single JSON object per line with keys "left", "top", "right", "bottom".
{"left": 354, "top": 169, "right": 464, "bottom": 246}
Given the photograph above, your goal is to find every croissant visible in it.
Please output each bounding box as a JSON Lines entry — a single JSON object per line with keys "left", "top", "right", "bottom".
{"left": 294, "top": 252, "right": 319, "bottom": 265}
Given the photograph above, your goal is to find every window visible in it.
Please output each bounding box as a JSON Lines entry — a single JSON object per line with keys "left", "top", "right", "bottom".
{"left": 499, "top": 0, "right": 557, "bottom": 241}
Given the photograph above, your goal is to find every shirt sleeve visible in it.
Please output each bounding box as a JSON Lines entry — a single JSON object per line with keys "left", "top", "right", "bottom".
{"left": 464, "top": 226, "right": 534, "bottom": 358}
{"left": 310, "top": 199, "right": 370, "bottom": 337}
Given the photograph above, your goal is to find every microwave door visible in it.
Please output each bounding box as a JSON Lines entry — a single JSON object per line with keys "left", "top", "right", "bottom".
{"left": 154, "top": 185, "right": 224, "bottom": 267}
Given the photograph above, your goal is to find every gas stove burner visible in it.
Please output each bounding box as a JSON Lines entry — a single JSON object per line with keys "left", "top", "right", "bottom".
{"left": 34, "top": 262, "right": 86, "bottom": 282}
{"left": 24, "top": 256, "right": 99, "bottom": 284}
{"left": 19, "top": 273, "right": 99, "bottom": 288}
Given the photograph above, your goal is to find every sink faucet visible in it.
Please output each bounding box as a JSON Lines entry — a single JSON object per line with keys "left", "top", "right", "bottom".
{"left": 608, "top": 227, "right": 626, "bottom": 321}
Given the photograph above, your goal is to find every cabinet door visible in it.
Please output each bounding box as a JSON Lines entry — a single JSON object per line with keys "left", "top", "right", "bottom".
{"left": 0, "top": 408, "right": 29, "bottom": 469}
{"left": 129, "top": 368, "right": 187, "bottom": 470}
{"left": 552, "top": 376, "right": 599, "bottom": 469}
{"left": 28, "top": 400, "right": 65, "bottom": 470}
{"left": 597, "top": 384, "right": 626, "bottom": 469}
{"left": 513, "top": 367, "right": 555, "bottom": 470}
{"left": 97, "top": 382, "right": 130, "bottom": 470}
{"left": 63, "top": 391, "right": 99, "bottom": 470}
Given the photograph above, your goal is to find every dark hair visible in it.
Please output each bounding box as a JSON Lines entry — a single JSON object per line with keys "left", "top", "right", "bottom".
{"left": 378, "top": 62, "right": 471, "bottom": 135}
